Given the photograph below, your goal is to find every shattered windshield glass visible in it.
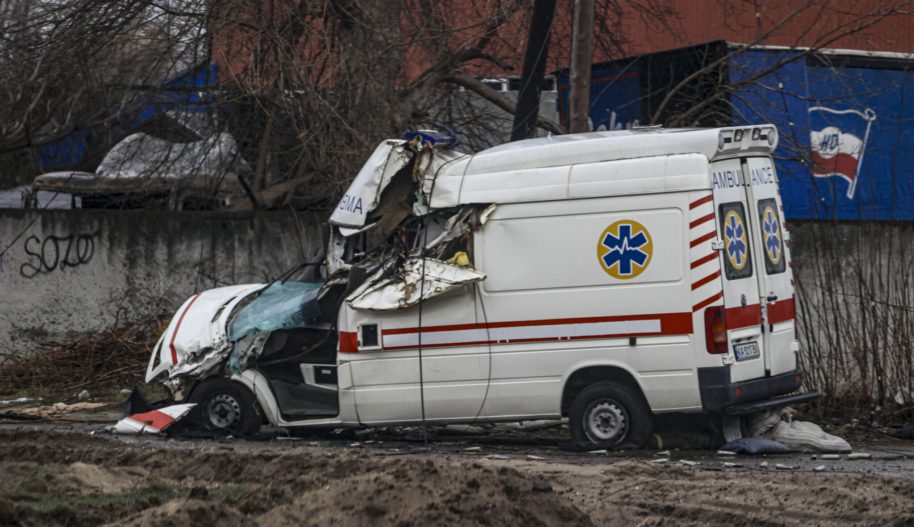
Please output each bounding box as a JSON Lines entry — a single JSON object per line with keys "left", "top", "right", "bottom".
{"left": 229, "top": 281, "right": 323, "bottom": 341}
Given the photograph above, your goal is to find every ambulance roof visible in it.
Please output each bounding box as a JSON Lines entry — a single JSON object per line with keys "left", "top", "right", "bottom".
{"left": 429, "top": 125, "right": 776, "bottom": 208}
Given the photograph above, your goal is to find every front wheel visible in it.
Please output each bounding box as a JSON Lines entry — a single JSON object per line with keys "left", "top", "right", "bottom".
{"left": 569, "top": 381, "right": 653, "bottom": 448}
{"left": 188, "top": 379, "right": 262, "bottom": 437}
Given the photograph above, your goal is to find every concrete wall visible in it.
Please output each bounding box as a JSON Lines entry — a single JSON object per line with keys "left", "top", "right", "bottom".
{"left": 0, "top": 209, "right": 325, "bottom": 351}
{"left": 787, "top": 221, "right": 914, "bottom": 401}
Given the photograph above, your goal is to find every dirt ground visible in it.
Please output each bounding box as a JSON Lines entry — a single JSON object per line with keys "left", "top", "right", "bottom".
{"left": 2, "top": 410, "right": 914, "bottom": 526}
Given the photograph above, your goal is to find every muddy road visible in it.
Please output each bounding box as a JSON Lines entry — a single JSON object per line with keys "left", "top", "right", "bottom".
{"left": 2, "top": 418, "right": 914, "bottom": 526}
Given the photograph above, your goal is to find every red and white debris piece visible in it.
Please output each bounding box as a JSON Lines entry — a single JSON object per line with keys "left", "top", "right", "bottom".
{"left": 114, "top": 403, "right": 195, "bottom": 434}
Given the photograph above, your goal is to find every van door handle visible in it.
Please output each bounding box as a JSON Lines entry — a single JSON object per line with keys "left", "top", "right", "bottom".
{"left": 766, "top": 295, "right": 778, "bottom": 302}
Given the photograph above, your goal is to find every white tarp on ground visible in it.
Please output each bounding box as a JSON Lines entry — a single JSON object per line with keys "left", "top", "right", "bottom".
{"left": 748, "top": 407, "right": 852, "bottom": 452}
{"left": 97, "top": 132, "right": 251, "bottom": 180}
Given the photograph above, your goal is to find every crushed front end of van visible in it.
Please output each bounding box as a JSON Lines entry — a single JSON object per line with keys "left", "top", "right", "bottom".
{"left": 143, "top": 131, "right": 492, "bottom": 435}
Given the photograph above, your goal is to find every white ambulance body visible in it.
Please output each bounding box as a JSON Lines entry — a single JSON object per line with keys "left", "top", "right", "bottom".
{"left": 150, "top": 125, "right": 815, "bottom": 447}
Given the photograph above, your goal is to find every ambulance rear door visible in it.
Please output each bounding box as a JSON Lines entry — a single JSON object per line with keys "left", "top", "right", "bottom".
{"left": 710, "top": 158, "right": 766, "bottom": 383}
{"left": 744, "top": 156, "right": 796, "bottom": 377}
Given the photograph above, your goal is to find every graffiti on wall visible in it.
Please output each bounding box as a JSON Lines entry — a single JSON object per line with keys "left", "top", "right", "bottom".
{"left": 20, "top": 233, "right": 97, "bottom": 279}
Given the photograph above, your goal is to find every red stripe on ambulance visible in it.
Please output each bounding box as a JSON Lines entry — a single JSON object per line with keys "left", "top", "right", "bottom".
{"left": 691, "top": 270, "right": 721, "bottom": 290}
{"left": 725, "top": 304, "right": 762, "bottom": 329}
{"left": 690, "top": 253, "right": 717, "bottom": 269}
{"left": 690, "top": 231, "right": 716, "bottom": 248}
{"left": 339, "top": 331, "right": 359, "bottom": 353}
{"left": 169, "top": 293, "right": 203, "bottom": 364}
{"left": 689, "top": 194, "right": 713, "bottom": 209}
{"left": 767, "top": 297, "right": 796, "bottom": 324}
{"left": 692, "top": 291, "right": 723, "bottom": 312}
{"left": 375, "top": 312, "right": 692, "bottom": 351}
{"left": 689, "top": 213, "right": 715, "bottom": 229}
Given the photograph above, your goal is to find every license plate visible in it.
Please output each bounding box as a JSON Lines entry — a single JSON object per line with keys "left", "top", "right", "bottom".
{"left": 733, "top": 342, "right": 760, "bottom": 362}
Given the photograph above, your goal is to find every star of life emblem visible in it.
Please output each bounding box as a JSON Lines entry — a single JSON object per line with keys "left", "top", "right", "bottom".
{"left": 761, "top": 205, "right": 783, "bottom": 266}
{"left": 597, "top": 220, "right": 653, "bottom": 279}
{"left": 724, "top": 210, "right": 749, "bottom": 271}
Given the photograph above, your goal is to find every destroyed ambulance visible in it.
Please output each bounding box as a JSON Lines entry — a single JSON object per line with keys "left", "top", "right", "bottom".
{"left": 145, "top": 126, "right": 818, "bottom": 447}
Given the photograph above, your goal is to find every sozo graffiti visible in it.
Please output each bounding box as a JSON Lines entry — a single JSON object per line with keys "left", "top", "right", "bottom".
{"left": 20, "top": 233, "right": 97, "bottom": 278}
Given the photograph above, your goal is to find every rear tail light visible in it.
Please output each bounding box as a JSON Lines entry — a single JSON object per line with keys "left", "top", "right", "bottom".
{"left": 704, "top": 306, "right": 728, "bottom": 354}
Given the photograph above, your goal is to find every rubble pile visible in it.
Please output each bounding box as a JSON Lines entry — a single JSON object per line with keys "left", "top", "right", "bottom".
{"left": 0, "top": 311, "right": 170, "bottom": 395}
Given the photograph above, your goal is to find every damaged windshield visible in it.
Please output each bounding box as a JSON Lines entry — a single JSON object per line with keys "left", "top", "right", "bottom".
{"left": 229, "top": 281, "right": 324, "bottom": 341}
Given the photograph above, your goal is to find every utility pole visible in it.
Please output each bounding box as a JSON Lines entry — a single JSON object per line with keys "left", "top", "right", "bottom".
{"left": 569, "top": 0, "right": 594, "bottom": 133}
{"left": 511, "top": 0, "right": 556, "bottom": 142}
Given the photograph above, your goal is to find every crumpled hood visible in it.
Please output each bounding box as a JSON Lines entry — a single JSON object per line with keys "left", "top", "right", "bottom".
{"left": 146, "top": 284, "right": 264, "bottom": 382}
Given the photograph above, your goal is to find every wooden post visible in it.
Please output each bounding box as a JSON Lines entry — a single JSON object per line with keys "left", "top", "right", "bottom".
{"left": 511, "top": 0, "right": 556, "bottom": 141}
{"left": 569, "top": 0, "right": 594, "bottom": 133}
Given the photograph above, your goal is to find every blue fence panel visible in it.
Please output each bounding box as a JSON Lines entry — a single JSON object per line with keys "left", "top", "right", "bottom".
{"left": 557, "top": 64, "right": 643, "bottom": 131}
{"left": 730, "top": 49, "right": 914, "bottom": 221}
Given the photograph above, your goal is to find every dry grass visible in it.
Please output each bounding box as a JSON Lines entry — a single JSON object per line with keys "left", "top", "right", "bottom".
{"left": 0, "top": 311, "right": 171, "bottom": 396}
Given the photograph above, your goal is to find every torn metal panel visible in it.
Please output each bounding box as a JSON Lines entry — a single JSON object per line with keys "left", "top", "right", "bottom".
{"left": 425, "top": 208, "right": 474, "bottom": 249}
{"left": 329, "top": 140, "right": 411, "bottom": 230}
{"left": 347, "top": 258, "right": 485, "bottom": 311}
{"left": 427, "top": 155, "right": 470, "bottom": 209}
{"left": 113, "top": 403, "right": 196, "bottom": 434}
{"left": 414, "top": 148, "right": 469, "bottom": 215}
{"left": 424, "top": 204, "right": 497, "bottom": 251}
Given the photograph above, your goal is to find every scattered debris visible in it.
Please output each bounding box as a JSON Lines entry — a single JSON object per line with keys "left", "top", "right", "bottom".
{"left": 722, "top": 462, "right": 743, "bottom": 468}
{"left": 495, "top": 420, "right": 563, "bottom": 432}
{"left": 2, "top": 401, "right": 107, "bottom": 418}
{"left": 720, "top": 438, "right": 793, "bottom": 455}
{"left": 464, "top": 446, "right": 482, "bottom": 452}
{"left": 814, "top": 465, "right": 827, "bottom": 472}
{"left": 526, "top": 455, "right": 545, "bottom": 460}
{"left": 775, "top": 463, "right": 796, "bottom": 470}
{"left": 77, "top": 389, "right": 91, "bottom": 401}
{"left": 820, "top": 454, "right": 841, "bottom": 460}
{"left": 588, "top": 450, "right": 609, "bottom": 455}
{"left": 679, "top": 460, "right": 700, "bottom": 466}
{"left": 443, "top": 424, "right": 486, "bottom": 435}
{"left": 847, "top": 452, "right": 872, "bottom": 460}
{"left": 759, "top": 461, "right": 769, "bottom": 467}
{"left": 748, "top": 408, "right": 851, "bottom": 452}
{"left": 113, "top": 403, "right": 195, "bottom": 434}
{"left": 0, "top": 397, "right": 34, "bottom": 406}
{"left": 650, "top": 458, "right": 670, "bottom": 464}
{"left": 716, "top": 450, "right": 737, "bottom": 456}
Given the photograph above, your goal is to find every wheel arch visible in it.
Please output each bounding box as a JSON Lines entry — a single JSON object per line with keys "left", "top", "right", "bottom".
{"left": 561, "top": 363, "right": 650, "bottom": 417}
{"left": 231, "top": 370, "right": 282, "bottom": 426}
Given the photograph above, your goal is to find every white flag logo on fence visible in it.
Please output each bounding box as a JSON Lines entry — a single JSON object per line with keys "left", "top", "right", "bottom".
{"left": 808, "top": 106, "right": 877, "bottom": 199}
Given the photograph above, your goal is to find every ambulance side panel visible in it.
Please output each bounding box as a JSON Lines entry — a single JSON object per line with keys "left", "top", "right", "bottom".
{"left": 340, "top": 288, "right": 488, "bottom": 425}
{"left": 474, "top": 192, "right": 702, "bottom": 415}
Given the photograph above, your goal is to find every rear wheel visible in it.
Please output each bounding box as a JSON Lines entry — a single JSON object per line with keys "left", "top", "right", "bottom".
{"left": 189, "top": 379, "right": 262, "bottom": 436}
{"left": 569, "top": 381, "right": 653, "bottom": 448}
